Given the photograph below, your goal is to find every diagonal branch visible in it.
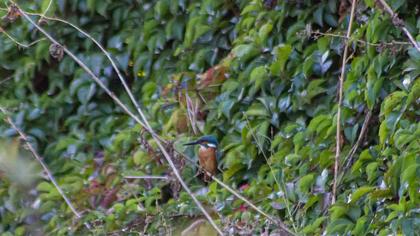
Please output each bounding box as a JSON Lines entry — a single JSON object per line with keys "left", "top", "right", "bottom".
{"left": 0, "top": 107, "right": 89, "bottom": 228}
{"left": 124, "top": 175, "right": 171, "bottom": 180}
{"left": 22, "top": 11, "right": 156, "bottom": 138}
{"left": 0, "top": 26, "right": 46, "bottom": 48}
{"left": 375, "top": 0, "right": 420, "bottom": 52}
{"left": 332, "top": 0, "right": 358, "bottom": 205}
{"left": 12, "top": 4, "right": 223, "bottom": 235}
{"left": 343, "top": 110, "right": 372, "bottom": 171}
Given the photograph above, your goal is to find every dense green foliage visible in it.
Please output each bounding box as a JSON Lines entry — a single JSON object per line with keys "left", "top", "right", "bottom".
{"left": 0, "top": 0, "right": 419, "bottom": 235}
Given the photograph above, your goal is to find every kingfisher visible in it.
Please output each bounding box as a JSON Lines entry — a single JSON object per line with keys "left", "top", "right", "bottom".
{"left": 184, "top": 135, "right": 219, "bottom": 182}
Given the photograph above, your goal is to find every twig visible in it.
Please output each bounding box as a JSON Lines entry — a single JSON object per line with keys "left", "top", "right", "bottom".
{"left": 185, "top": 93, "right": 198, "bottom": 134}
{"left": 332, "top": 0, "right": 357, "bottom": 205}
{"left": 40, "top": 0, "right": 52, "bottom": 17}
{"left": 343, "top": 110, "right": 372, "bottom": 171}
{"left": 334, "top": 110, "right": 372, "bottom": 192}
{"left": 22, "top": 11, "right": 157, "bottom": 139}
{"left": 0, "top": 107, "right": 90, "bottom": 229}
{"left": 243, "top": 113, "right": 297, "bottom": 234}
{"left": 0, "top": 26, "right": 46, "bottom": 48}
{"left": 13, "top": 4, "right": 223, "bottom": 235}
{"left": 181, "top": 219, "right": 207, "bottom": 236}
{"left": 124, "top": 175, "right": 171, "bottom": 180}
{"left": 310, "top": 30, "right": 411, "bottom": 47}
{"left": 375, "top": 0, "right": 420, "bottom": 52}
{"left": 0, "top": 75, "right": 13, "bottom": 86}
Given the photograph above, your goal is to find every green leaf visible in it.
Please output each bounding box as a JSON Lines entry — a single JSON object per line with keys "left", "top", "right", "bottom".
{"left": 245, "top": 103, "right": 269, "bottom": 117}
{"left": 350, "top": 186, "right": 375, "bottom": 203}
{"left": 250, "top": 66, "right": 268, "bottom": 89}
{"left": 232, "top": 44, "right": 260, "bottom": 62}
{"left": 379, "top": 121, "right": 388, "bottom": 146}
{"left": 270, "top": 44, "right": 292, "bottom": 75}
{"left": 223, "top": 163, "right": 244, "bottom": 181}
{"left": 302, "top": 216, "right": 327, "bottom": 234}
{"left": 298, "top": 173, "right": 315, "bottom": 194}
{"left": 258, "top": 23, "right": 273, "bottom": 42}
{"left": 381, "top": 91, "right": 407, "bottom": 117}
{"left": 366, "top": 162, "right": 379, "bottom": 182}
{"left": 352, "top": 216, "right": 368, "bottom": 235}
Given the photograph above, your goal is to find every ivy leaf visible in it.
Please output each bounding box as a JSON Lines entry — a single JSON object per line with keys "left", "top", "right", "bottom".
{"left": 270, "top": 44, "right": 292, "bottom": 75}
{"left": 258, "top": 23, "right": 273, "bottom": 42}
{"left": 350, "top": 186, "right": 375, "bottom": 203}
{"left": 250, "top": 66, "right": 268, "bottom": 89}
{"left": 298, "top": 173, "right": 315, "bottom": 194}
{"left": 232, "top": 44, "right": 260, "bottom": 62}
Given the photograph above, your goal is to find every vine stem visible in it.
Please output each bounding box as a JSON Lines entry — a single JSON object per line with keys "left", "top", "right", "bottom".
{"left": 12, "top": 3, "right": 223, "bottom": 235}
{"left": 332, "top": 0, "right": 358, "bottom": 205}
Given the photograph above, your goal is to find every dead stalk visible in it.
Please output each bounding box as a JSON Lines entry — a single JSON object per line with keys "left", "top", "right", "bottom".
{"left": 332, "top": 0, "right": 358, "bottom": 205}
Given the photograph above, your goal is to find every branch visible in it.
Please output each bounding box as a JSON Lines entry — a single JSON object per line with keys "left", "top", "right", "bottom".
{"left": 12, "top": 4, "right": 223, "bottom": 235}
{"left": 333, "top": 110, "right": 373, "bottom": 193}
{"left": 0, "top": 107, "right": 90, "bottom": 229}
{"left": 0, "top": 75, "right": 13, "bottom": 86}
{"left": 310, "top": 30, "right": 411, "bottom": 47}
{"left": 343, "top": 110, "right": 372, "bottom": 171}
{"left": 243, "top": 113, "right": 297, "bottom": 234}
{"left": 332, "top": 0, "right": 358, "bottom": 205}
{"left": 375, "top": 0, "right": 420, "bottom": 52}
{"left": 124, "top": 175, "right": 171, "bottom": 180}
{"left": 0, "top": 26, "right": 46, "bottom": 48}
{"left": 22, "top": 11, "right": 157, "bottom": 140}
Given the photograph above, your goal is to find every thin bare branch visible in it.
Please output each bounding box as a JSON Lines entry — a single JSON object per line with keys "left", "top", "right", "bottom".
{"left": 375, "top": 0, "right": 420, "bottom": 52}
{"left": 185, "top": 93, "right": 198, "bottom": 134}
{"left": 0, "top": 75, "right": 13, "bottom": 86}
{"left": 243, "top": 113, "right": 297, "bottom": 233}
{"left": 124, "top": 175, "right": 171, "bottom": 180}
{"left": 0, "top": 26, "right": 46, "bottom": 48}
{"left": 310, "top": 30, "right": 411, "bottom": 47}
{"left": 13, "top": 4, "right": 222, "bottom": 234}
{"left": 40, "top": 0, "right": 52, "bottom": 17}
{"left": 0, "top": 107, "right": 90, "bottom": 229}
{"left": 22, "top": 11, "right": 157, "bottom": 138}
{"left": 333, "top": 110, "right": 373, "bottom": 192}
{"left": 343, "top": 110, "right": 372, "bottom": 171}
{"left": 332, "top": 0, "right": 358, "bottom": 205}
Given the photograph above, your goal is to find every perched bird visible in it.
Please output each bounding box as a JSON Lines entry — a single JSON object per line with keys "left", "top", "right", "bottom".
{"left": 184, "top": 135, "right": 219, "bottom": 182}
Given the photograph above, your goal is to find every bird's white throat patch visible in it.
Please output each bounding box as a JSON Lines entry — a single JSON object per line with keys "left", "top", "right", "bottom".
{"left": 207, "top": 143, "right": 217, "bottom": 148}
{"left": 199, "top": 143, "right": 216, "bottom": 149}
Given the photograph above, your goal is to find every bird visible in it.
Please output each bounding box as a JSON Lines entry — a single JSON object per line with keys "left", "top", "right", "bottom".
{"left": 184, "top": 135, "right": 219, "bottom": 182}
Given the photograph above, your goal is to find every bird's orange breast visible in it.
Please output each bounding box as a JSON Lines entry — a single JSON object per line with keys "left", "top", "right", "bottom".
{"left": 198, "top": 146, "right": 217, "bottom": 180}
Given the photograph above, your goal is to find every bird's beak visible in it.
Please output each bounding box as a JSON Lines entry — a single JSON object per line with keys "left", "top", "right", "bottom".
{"left": 184, "top": 140, "right": 199, "bottom": 146}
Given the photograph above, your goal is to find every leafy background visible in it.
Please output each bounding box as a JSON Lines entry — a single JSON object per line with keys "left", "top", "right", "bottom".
{"left": 0, "top": 0, "right": 419, "bottom": 235}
